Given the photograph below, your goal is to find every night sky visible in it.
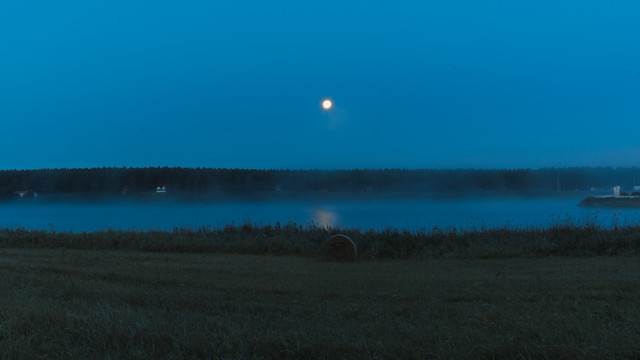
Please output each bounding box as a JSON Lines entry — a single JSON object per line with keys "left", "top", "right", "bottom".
{"left": 2, "top": 1, "right": 639, "bottom": 170}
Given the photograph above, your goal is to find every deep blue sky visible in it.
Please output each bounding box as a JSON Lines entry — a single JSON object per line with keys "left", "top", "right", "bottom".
{"left": 2, "top": 1, "right": 639, "bottom": 170}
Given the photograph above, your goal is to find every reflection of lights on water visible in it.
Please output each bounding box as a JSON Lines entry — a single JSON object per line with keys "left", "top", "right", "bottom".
{"left": 313, "top": 208, "right": 337, "bottom": 229}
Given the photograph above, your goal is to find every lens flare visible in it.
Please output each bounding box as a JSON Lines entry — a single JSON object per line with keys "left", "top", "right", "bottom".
{"left": 321, "top": 99, "right": 333, "bottom": 110}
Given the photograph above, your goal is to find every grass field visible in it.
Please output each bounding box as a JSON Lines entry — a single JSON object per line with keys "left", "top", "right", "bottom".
{"left": 2, "top": 246, "right": 640, "bottom": 359}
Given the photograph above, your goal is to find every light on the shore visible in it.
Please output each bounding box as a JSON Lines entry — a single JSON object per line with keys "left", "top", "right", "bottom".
{"left": 321, "top": 99, "right": 333, "bottom": 110}
{"left": 313, "top": 208, "right": 336, "bottom": 229}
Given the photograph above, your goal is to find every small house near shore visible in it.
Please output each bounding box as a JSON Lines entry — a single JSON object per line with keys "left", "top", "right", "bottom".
{"left": 13, "top": 190, "right": 38, "bottom": 198}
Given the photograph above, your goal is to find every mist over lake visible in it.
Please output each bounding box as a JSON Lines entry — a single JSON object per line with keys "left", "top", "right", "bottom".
{"left": 2, "top": 196, "right": 639, "bottom": 232}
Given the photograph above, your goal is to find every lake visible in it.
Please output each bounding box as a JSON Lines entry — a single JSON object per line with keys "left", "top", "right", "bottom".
{"left": 1, "top": 197, "right": 639, "bottom": 232}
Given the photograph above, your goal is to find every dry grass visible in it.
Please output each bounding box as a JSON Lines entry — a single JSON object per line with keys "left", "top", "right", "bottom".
{"left": 2, "top": 217, "right": 640, "bottom": 260}
{"left": 1, "top": 248, "right": 640, "bottom": 359}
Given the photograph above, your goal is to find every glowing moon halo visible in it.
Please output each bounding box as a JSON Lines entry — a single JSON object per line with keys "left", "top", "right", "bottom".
{"left": 321, "top": 99, "right": 333, "bottom": 110}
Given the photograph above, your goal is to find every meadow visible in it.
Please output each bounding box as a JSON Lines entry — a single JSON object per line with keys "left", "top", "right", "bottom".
{"left": 2, "top": 223, "right": 640, "bottom": 358}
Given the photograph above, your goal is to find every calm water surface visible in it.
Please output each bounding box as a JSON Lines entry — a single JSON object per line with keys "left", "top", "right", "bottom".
{"left": 1, "top": 197, "right": 639, "bottom": 232}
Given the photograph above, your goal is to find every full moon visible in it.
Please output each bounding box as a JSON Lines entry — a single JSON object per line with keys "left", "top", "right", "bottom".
{"left": 321, "top": 99, "right": 333, "bottom": 110}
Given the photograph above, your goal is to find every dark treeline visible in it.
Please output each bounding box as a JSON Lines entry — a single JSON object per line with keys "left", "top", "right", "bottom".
{"left": 1, "top": 167, "right": 640, "bottom": 199}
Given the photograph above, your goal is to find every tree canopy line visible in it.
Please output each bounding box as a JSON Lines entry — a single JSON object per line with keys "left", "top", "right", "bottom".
{"left": 1, "top": 167, "right": 639, "bottom": 199}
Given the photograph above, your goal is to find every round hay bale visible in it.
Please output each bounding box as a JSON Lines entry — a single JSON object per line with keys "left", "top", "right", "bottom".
{"left": 324, "top": 234, "right": 357, "bottom": 262}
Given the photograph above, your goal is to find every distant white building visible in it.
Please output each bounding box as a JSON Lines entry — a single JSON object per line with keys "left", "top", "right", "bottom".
{"left": 613, "top": 186, "right": 621, "bottom": 197}
{"left": 156, "top": 186, "right": 167, "bottom": 193}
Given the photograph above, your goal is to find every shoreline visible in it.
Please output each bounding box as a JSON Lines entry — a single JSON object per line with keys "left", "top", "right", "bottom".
{"left": 579, "top": 195, "right": 640, "bottom": 208}
{"left": 1, "top": 189, "right": 596, "bottom": 204}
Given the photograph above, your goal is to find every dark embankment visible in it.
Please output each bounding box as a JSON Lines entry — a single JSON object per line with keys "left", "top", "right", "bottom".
{"left": 2, "top": 219, "right": 640, "bottom": 258}
{"left": 579, "top": 196, "right": 640, "bottom": 208}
